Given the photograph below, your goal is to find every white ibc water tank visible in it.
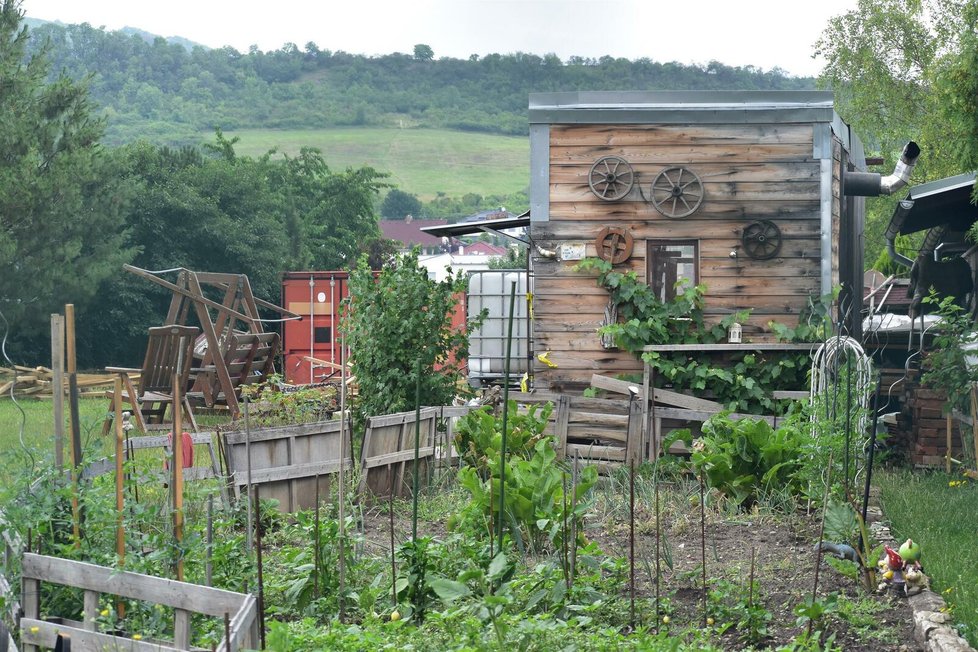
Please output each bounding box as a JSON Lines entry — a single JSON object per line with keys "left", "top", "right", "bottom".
{"left": 467, "top": 270, "right": 528, "bottom": 383}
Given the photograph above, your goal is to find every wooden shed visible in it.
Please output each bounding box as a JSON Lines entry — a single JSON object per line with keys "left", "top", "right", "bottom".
{"left": 527, "top": 91, "right": 868, "bottom": 392}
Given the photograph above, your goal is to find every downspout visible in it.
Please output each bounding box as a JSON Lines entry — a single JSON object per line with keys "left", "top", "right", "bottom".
{"left": 844, "top": 141, "right": 921, "bottom": 268}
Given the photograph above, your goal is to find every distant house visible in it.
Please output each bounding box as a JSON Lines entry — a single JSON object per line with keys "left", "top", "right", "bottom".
{"left": 379, "top": 217, "right": 449, "bottom": 255}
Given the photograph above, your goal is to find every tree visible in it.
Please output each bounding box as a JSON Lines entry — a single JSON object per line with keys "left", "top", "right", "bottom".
{"left": 342, "top": 249, "right": 482, "bottom": 431}
{"left": 0, "top": 0, "right": 135, "bottom": 360}
{"left": 815, "top": 0, "right": 977, "bottom": 264}
{"left": 413, "top": 43, "right": 434, "bottom": 62}
{"left": 380, "top": 188, "right": 423, "bottom": 219}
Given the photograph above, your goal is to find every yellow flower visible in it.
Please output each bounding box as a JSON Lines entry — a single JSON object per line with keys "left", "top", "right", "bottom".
{"left": 29, "top": 626, "right": 39, "bottom": 634}
{"left": 100, "top": 608, "right": 110, "bottom": 617}
{"left": 133, "top": 634, "right": 143, "bottom": 641}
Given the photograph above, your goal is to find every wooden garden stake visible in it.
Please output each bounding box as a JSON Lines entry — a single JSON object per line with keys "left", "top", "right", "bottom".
{"left": 970, "top": 383, "right": 978, "bottom": 468}
{"left": 51, "top": 313, "right": 65, "bottom": 469}
{"left": 654, "top": 462, "right": 661, "bottom": 632}
{"left": 748, "top": 547, "right": 756, "bottom": 613}
{"left": 496, "top": 281, "right": 517, "bottom": 554}
{"left": 254, "top": 486, "right": 266, "bottom": 650}
{"left": 244, "top": 396, "right": 253, "bottom": 554}
{"left": 66, "top": 304, "right": 83, "bottom": 547}
{"left": 114, "top": 375, "right": 126, "bottom": 620}
{"left": 570, "top": 452, "right": 579, "bottom": 586}
{"left": 629, "top": 458, "right": 636, "bottom": 630}
{"left": 700, "top": 472, "right": 707, "bottom": 629}
{"left": 313, "top": 474, "right": 321, "bottom": 599}
{"left": 172, "top": 352, "right": 185, "bottom": 582}
{"left": 411, "top": 357, "right": 422, "bottom": 543}
{"left": 946, "top": 414, "right": 953, "bottom": 474}
{"left": 389, "top": 465, "right": 397, "bottom": 608}
{"left": 206, "top": 495, "right": 214, "bottom": 587}
{"left": 808, "top": 451, "right": 833, "bottom": 637}
{"left": 339, "top": 340, "right": 348, "bottom": 622}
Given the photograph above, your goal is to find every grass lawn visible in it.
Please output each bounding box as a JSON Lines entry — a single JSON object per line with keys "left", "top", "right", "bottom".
{"left": 223, "top": 126, "right": 529, "bottom": 201}
{"left": 876, "top": 467, "right": 978, "bottom": 647}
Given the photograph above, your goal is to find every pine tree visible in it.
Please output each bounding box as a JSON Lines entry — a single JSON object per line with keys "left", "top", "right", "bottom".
{"left": 0, "top": 0, "right": 134, "bottom": 355}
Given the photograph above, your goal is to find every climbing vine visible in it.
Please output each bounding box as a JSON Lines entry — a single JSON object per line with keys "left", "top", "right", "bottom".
{"left": 576, "top": 257, "right": 815, "bottom": 413}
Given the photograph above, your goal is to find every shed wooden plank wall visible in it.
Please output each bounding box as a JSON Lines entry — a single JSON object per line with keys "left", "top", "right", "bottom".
{"left": 532, "top": 123, "right": 828, "bottom": 391}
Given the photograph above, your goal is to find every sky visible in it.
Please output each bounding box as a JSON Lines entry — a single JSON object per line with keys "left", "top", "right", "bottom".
{"left": 20, "top": 0, "right": 860, "bottom": 78}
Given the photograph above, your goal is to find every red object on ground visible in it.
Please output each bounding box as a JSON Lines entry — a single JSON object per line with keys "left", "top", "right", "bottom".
{"left": 164, "top": 431, "right": 194, "bottom": 471}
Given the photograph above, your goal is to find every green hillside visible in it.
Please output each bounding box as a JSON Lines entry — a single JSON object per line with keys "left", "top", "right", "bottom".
{"left": 226, "top": 127, "right": 529, "bottom": 201}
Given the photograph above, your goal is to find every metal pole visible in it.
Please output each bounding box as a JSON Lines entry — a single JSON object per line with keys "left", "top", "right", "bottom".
{"left": 244, "top": 397, "right": 253, "bottom": 554}
{"left": 254, "top": 487, "right": 266, "bottom": 650}
{"left": 309, "top": 275, "right": 315, "bottom": 383}
{"left": 496, "top": 281, "right": 517, "bottom": 552}
{"left": 339, "top": 338, "right": 348, "bottom": 622}
{"left": 629, "top": 458, "right": 635, "bottom": 630}
{"left": 411, "top": 358, "right": 422, "bottom": 542}
{"left": 206, "top": 495, "right": 214, "bottom": 587}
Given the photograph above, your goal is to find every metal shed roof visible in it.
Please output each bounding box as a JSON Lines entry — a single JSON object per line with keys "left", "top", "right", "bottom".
{"left": 893, "top": 172, "right": 978, "bottom": 235}
{"left": 528, "top": 91, "right": 837, "bottom": 125}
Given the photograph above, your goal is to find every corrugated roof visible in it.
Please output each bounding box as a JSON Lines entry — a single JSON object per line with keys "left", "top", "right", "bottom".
{"left": 893, "top": 172, "right": 978, "bottom": 235}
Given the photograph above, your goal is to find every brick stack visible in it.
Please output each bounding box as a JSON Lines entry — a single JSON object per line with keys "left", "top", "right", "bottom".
{"left": 904, "top": 386, "right": 963, "bottom": 466}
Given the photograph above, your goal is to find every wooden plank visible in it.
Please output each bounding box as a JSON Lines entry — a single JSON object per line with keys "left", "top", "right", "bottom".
{"left": 772, "top": 391, "right": 809, "bottom": 399}
{"left": 548, "top": 160, "right": 819, "bottom": 182}
{"left": 21, "top": 554, "right": 247, "bottom": 618}
{"left": 569, "top": 411, "right": 629, "bottom": 428}
{"left": 174, "top": 608, "right": 191, "bottom": 650}
{"left": 551, "top": 180, "right": 821, "bottom": 204}
{"left": 548, "top": 142, "right": 813, "bottom": 164}
{"left": 83, "top": 589, "right": 99, "bottom": 631}
{"left": 548, "top": 123, "right": 814, "bottom": 146}
{"left": 566, "top": 443, "right": 626, "bottom": 461}
{"left": 555, "top": 395, "right": 571, "bottom": 457}
{"left": 366, "top": 407, "right": 440, "bottom": 428}
{"left": 590, "top": 374, "right": 641, "bottom": 396}
{"left": 626, "top": 397, "right": 642, "bottom": 463}
{"left": 567, "top": 425, "right": 627, "bottom": 443}
{"left": 540, "top": 199, "right": 819, "bottom": 220}
{"left": 232, "top": 459, "right": 352, "bottom": 485}
{"left": 21, "top": 618, "right": 182, "bottom": 652}
{"left": 654, "top": 406, "right": 776, "bottom": 425}
{"left": 641, "top": 343, "right": 815, "bottom": 352}
{"left": 217, "top": 593, "right": 257, "bottom": 652}
{"left": 362, "top": 447, "right": 436, "bottom": 470}
{"left": 223, "top": 420, "right": 341, "bottom": 445}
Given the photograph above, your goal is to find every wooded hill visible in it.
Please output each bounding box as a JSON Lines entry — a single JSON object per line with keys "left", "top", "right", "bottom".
{"left": 24, "top": 20, "right": 816, "bottom": 145}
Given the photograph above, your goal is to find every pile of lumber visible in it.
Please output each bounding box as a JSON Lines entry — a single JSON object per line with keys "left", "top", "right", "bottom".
{"left": 0, "top": 366, "right": 129, "bottom": 399}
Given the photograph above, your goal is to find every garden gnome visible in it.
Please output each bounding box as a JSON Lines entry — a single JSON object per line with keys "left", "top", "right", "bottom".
{"left": 878, "top": 545, "right": 909, "bottom": 596}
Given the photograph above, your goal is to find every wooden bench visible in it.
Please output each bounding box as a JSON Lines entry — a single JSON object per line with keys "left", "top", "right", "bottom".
{"left": 104, "top": 325, "right": 199, "bottom": 434}
{"left": 191, "top": 331, "right": 280, "bottom": 419}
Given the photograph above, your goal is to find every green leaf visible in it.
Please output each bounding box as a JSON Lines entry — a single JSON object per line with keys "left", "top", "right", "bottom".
{"left": 429, "top": 576, "right": 471, "bottom": 603}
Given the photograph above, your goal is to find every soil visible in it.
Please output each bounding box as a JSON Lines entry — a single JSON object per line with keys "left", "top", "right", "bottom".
{"left": 354, "top": 485, "right": 921, "bottom": 651}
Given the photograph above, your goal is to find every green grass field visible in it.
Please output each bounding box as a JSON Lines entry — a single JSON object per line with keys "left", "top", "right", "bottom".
{"left": 877, "top": 468, "right": 978, "bottom": 647}
{"left": 223, "top": 126, "right": 529, "bottom": 201}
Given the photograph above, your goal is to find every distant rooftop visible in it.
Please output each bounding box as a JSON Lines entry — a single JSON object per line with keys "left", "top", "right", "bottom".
{"left": 380, "top": 218, "right": 448, "bottom": 247}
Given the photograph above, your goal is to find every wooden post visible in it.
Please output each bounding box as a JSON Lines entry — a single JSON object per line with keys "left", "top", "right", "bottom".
{"left": 971, "top": 383, "right": 978, "bottom": 469}
{"left": 173, "top": 349, "right": 185, "bottom": 582}
{"left": 946, "top": 414, "right": 953, "bottom": 474}
{"left": 51, "top": 314, "right": 66, "bottom": 469}
{"left": 114, "top": 378, "right": 126, "bottom": 617}
{"left": 65, "top": 304, "right": 83, "bottom": 547}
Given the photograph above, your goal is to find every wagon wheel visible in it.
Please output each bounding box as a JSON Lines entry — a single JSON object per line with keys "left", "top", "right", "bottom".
{"left": 742, "top": 220, "right": 783, "bottom": 260}
{"left": 588, "top": 156, "right": 635, "bottom": 201}
{"left": 595, "top": 226, "right": 634, "bottom": 264}
{"left": 649, "top": 167, "right": 704, "bottom": 217}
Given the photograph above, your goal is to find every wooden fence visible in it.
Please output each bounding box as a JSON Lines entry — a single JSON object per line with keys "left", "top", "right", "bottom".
{"left": 223, "top": 420, "right": 351, "bottom": 512}
{"left": 20, "top": 553, "right": 256, "bottom": 652}
{"left": 359, "top": 408, "right": 439, "bottom": 498}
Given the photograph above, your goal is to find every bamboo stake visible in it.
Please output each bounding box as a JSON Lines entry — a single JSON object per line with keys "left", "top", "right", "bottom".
{"left": 66, "top": 304, "right": 83, "bottom": 547}
{"left": 808, "top": 452, "right": 834, "bottom": 638}
{"left": 313, "top": 474, "right": 321, "bottom": 600}
{"left": 206, "top": 495, "right": 214, "bottom": 587}
{"left": 114, "top": 377, "right": 127, "bottom": 618}
{"left": 389, "top": 465, "right": 397, "bottom": 609}
{"left": 411, "top": 358, "right": 422, "bottom": 543}
{"left": 338, "top": 339, "right": 348, "bottom": 622}
{"left": 699, "top": 472, "right": 707, "bottom": 629}
{"left": 51, "top": 314, "right": 65, "bottom": 469}
{"left": 244, "top": 397, "right": 253, "bottom": 554}
{"left": 629, "top": 458, "right": 636, "bottom": 631}
{"left": 173, "top": 351, "right": 185, "bottom": 582}
{"left": 254, "top": 486, "right": 266, "bottom": 650}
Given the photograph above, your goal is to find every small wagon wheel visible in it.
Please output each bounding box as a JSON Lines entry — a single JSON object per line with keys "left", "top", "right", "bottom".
{"left": 649, "top": 166, "right": 704, "bottom": 217}
{"left": 741, "top": 220, "right": 783, "bottom": 260}
{"left": 595, "top": 226, "right": 634, "bottom": 264}
{"left": 588, "top": 156, "right": 635, "bottom": 201}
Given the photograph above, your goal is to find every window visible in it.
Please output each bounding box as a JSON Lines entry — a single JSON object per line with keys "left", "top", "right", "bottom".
{"left": 647, "top": 240, "right": 699, "bottom": 301}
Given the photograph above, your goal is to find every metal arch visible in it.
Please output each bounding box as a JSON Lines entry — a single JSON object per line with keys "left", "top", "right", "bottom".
{"left": 649, "top": 167, "right": 704, "bottom": 218}
{"left": 588, "top": 156, "right": 635, "bottom": 201}
{"left": 741, "top": 220, "right": 783, "bottom": 260}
